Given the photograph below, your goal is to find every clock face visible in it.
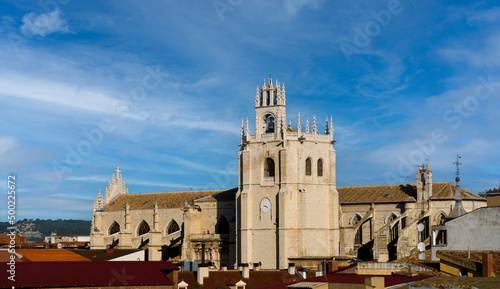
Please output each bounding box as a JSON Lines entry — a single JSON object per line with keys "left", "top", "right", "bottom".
{"left": 260, "top": 198, "right": 271, "bottom": 213}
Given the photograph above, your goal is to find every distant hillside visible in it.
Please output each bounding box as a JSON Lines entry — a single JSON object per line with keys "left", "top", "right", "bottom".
{"left": 0, "top": 219, "right": 91, "bottom": 242}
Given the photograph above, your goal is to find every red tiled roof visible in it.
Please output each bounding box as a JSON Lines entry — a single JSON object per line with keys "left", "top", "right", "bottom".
{"left": 436, "top": 250, "right": 500, "bottom": 273}
{"left": 0, "top": 261, "right": 178, "bottom": 288}
{"left": 71, "top": 249, "right": 144, "bottom": 261}
{"left": 257, "top": 272, "right": 433, "bottom": 289}
{"left": 0, "top": 250, "right": 29, "bottom": 263}
{"left": 16, "top": 249, "right": 91, "bottom": 262}
{"left": 0, "top": 233, "right": 27, "bottom": 245}
{"left": 105, "top": 188, "right": 236, "bottom": 211}
{"left": 338, "top": 182, "right": 484, "bottom": 204}
{"left": 178, "top": 269, "right": 303, "bottom": 289}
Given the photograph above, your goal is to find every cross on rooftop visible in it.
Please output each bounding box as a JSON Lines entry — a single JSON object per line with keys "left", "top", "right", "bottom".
{"left": 115, "top": 166, "right": 121, "bottom": 178}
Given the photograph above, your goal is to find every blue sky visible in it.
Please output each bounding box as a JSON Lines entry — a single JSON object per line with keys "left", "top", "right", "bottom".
{"left": 1, "top": 1, "right": 500, "bottom": 220}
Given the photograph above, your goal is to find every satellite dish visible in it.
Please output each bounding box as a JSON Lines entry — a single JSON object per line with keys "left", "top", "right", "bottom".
{"left": 419, "top": 253, "right": 425, "bottom": 260}
{"left": 417, "top": 223, "right": 424, "bottom": 232}
{"left": 418, "top": 242, "right": 425, "bottom": 251}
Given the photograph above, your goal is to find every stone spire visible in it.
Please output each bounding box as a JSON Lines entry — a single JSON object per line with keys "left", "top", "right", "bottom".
{"left": 93, "top": 189, "right": 104, "bottom": 211}
{"left": 241, "top": 118, "right": 245, "bottom": 142}
{"left": 306, "top": 118, "right": 309, "bottom": 133}
{"left": 297, "top": 112, "right": 302, "bottom": 133}
{"left": 281, "top": 83, "right": 286, "bottom": 105}
{"left": 245, "top": 118, "right": 250, "bottom": 137}
{"left": 312, "top": 115, "right": 317, "bottom": 134}
{"left": 255, "top": 86, "right": 260, "bottom": 107}
{"left": 325, "top": 117, "right": 329, "bottom": 134}
{"left": 329, "top": 116, "right": 334, "bottom": 135}
{"left": 447, "top": 155, "right": 466, "bottom": 220}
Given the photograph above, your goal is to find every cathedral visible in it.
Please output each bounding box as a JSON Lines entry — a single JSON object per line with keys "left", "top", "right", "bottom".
{"left": 90, "top": 78, "right": 486, "bottom": 269}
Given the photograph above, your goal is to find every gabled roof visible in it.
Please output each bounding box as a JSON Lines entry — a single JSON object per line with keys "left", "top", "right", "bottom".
{"left": 16, "top": 249, "right": 91, "bottom": 262}
{"left": 338, "top": 182, "right": 484, "bottom": 204}
{"left": 0, "top": 261, "right": 178, "bottom": 288}
{"left": 104, "top": 188, "right": 236, "bottom": 211}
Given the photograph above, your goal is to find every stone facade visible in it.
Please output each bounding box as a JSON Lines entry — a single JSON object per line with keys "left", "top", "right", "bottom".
{"left": 90, "top": 78, "right": 486, "bottom": 269}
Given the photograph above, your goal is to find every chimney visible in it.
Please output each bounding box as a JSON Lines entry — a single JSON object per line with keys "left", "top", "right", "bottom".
{"left": 483, "top": 253, "right": 493, "bottom": 277}
{"left": 197, "top": 266, "right": 209, "bottom": 285}
{"left": 242, "top": 263, "right": 250, "bottom": 279}
{"left": 288, "top": 263, "right": 296, "bottom": 275}
{"left": 221, "top": 266, "right": 227, "bottom": 271}
{"left": 327, "top": 261, "right": 338, "bottom": 273}
{"left": 365, "top": 276, "right": 385, "bottom": 289}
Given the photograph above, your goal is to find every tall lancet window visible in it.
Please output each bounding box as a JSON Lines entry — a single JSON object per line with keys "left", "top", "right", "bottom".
{"left": 264, "top": 158, "right": 275, "bottom": 178}
{"left": 317, "top": 159, "right": 323, "bottom": 177}
{"left": 265, "top": 114, "right": 275, "bottom": 133}
{"left": 305, "top": 158, "right": 312, "bottom": 176}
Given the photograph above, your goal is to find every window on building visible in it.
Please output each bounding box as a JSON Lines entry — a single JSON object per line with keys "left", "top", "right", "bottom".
{"left": 138, "top": 220, "right": 150, "bottom": 236}
{"left": 264, "top": 158, "right": 275, "bottom": 178}
{"left": 167, "top": 220, "right": 180, "bottom": 235}
{"left": 109, "top": 221, "right": 120, "bottom": 235}
{"left": 305, "top": 158, "right": 312, "bottom": 176}
{"left": 216, "top": 216, "right": 230, "bottom": 235}
{"left": 438, "top": 213, "right": 446, "bottom": 225}
{"left": 265, "top": 114, "right": 275, "bottom": 133}
{"left": 353, "top": 215, "right": 362, "bottom": 245}
{"left": 317, "top": 159, "right": 323, "bottom": 177}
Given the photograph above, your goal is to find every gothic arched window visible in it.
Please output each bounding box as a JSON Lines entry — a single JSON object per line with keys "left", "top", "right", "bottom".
{"left": 137, "top": 220, "right": 150, "bottom": 236}
{"left": 264, "top": 158, "right": 275, "bottom": 178}
{"left": 109, "top": 221, "right": 120, "bottom": 235}
{"left": 216, "top": 216, "right": 230, "bottom": 235}
{"left": 305, "top": 158, "right": 312, "bottom": 176}
{"left": 167, "top": 220, "right": 180, "bottom": 235}
{"left": 317, "top": 159, "right": 323, "bottom": 177}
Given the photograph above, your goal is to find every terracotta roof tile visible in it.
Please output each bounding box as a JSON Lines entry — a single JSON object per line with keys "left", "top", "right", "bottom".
{"left": 71, "top": 249, "right": 144, "bottom": 261}
{"left": 436, "top": 250, "right": 500, "bottom": 273}
{"left": 338, "top": 182, "right": 484, "bottom": 204}
{"left": 178, "top": 269, "right": 303, "bottom": 289}
{"left": 104, "top": 188, "right": 236, "bottom": 211}
{"left": 16, "top": 249, "right": 91, "bottom": 261}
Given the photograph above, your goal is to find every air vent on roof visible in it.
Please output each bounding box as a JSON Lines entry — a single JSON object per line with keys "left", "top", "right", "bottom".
{"left": 383, "top": 194, "right": 389, "bottom": 197}
{"left": 143, "top": 201, "right": 149, "bottom": 204}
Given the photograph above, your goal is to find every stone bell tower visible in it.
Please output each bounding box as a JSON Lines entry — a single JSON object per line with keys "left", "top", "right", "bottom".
{"left": 236, "top": 78, "right": 340, "bottom": 269}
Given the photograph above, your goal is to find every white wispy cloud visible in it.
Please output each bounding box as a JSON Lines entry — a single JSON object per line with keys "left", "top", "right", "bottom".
{"left": 0, "top": 135, "right": 19, "bottom": 156}
{"left": 283, "top": 0, "right": 323, "bottom": 17}
{"left": 20, "top": 9, "right": 69, "bottom": 37}
{"left": 66, "top": 175, "right": 205, "bottom": 190}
